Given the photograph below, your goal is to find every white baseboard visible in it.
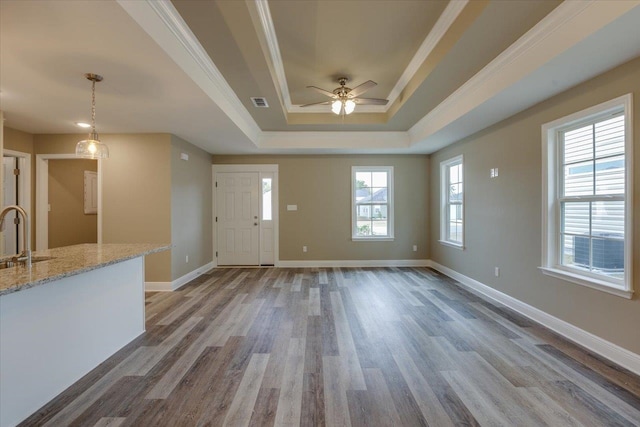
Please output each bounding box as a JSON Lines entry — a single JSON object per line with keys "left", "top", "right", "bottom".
{"left": 276, "top": 259, "right": 430, "bottom": 268}
{"left": 427, "top": 260, "right": 640, "bottom": 376}
{"left": 145, "top": 281, "right": 173, "bottom": 292}
{"left": 145, "top": 261, "right": 215, "bottom": 292}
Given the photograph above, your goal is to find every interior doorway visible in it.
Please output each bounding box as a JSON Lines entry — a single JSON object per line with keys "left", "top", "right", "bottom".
{"left": 2, "top": 150, "right": 31, "bottom": 257}
{"left": 212, "top": 164, "right": 278, "bottom": 266}
{"left": 36, "top": 154, "right": 102, "bottom": 250}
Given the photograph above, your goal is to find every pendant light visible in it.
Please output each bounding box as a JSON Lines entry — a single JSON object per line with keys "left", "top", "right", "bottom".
{"left": 76, "top": 73, "right": 109, "bottom": 159}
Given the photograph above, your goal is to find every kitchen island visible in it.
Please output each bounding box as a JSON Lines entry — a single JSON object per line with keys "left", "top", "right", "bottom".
{"left": 0, "top": 243, "right": 169, "bottom": 427}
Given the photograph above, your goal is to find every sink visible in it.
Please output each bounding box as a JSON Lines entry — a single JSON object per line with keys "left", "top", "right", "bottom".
{"left": 0, "top": 256, "right": 55, "bottom": 269}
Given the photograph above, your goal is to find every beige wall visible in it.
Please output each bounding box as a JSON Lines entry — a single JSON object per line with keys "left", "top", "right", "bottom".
{"left": 48, "top": 159, "right": 97, "bottom": 248}
{"left": 4, "top": 127, "right": 34, "bottom": 154}
{"left": 212, "top": 155, "right": 429, "bottom": 261}
{"left": 429, "top": 56, "right": 640, "bottom": 354}
{"left": 171, "top": 135, "right": 213, "bottom": 280}
{"left": 33, "top": 134, "right": 173, "bottom": 282}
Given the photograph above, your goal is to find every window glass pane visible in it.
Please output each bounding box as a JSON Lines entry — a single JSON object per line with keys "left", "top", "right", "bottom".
{"left": 564, "top": 161, "right": 593, "bottom": 196}
{"left": 357, "top": 205, "right": 372, "bottom": 220}
{"left": 595, "top": 115, "right": 624, "bottom": 158}
{"left": 371, "top": 220, "right": 388, "bottom": 236}
{"left": 449, "top": 164, "right": 457, "bottom": 184}
{"left": 561, "top": 202, "right": 589, "bottom": 236}
{"left": 356, "top": 220, "right": 372, "bottom": 236}
{"left": 262, "top": 178, "right": 272, "bottom": 221}
{"left": 371, "top": 172, "right": 387, "bottom": 188}
{"left": 355, "top": 187, "right": 372, "bottom": 201}
{"left": 449, "top": 183, "right": 462, "bottom": 203}
{"left": 591, "top": 238, "right": 624, "bottom": 278}
{"left": 563, "top": 125, "right": 593, "bottom": 163}
{"left": 595, "top": 155, "right": 625, "bottom": 195}
{"left": 562, "top": 234, "right": 588, "bottom": 269}
{"left": 369, "top": 188, "right": 387, "bottom": 202}
{"left": 356, "top": 172, "right": 372, "bottom": 190}
{"left": 592, "top": 200, "right": 624, "bottom": 237}
{"left": 371, "top": 204, "right": 388, "bottom": 220}
{"left": 449, "top": 205, "right": 461, "bottom": 222}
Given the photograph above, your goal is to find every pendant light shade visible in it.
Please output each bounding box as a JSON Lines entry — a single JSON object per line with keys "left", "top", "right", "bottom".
{"left": 76, "top": 73, "right": 109, "bottom": 159}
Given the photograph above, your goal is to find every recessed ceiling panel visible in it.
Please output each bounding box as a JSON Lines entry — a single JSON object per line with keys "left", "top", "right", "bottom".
{"left": 269, "top": 0, "right": 448, "bottom": 106}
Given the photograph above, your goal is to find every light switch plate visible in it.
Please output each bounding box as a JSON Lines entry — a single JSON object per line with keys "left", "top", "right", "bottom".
{"left": 287, "top": 205, "right": 298, "bottom": 211}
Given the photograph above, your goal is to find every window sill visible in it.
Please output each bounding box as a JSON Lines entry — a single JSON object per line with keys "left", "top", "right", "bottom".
{"left": 539, "top": 267, "right": 632, "bottom": 299}
{"left": 352, "top": 237, "right": 394, "bottom": 242}
{"left": 438, "top": 240, "right": 464, "bottom": 250}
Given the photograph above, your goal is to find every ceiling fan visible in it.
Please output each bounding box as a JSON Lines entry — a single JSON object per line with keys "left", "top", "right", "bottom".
{"left": 301, "top": 77, "right": 389, "bottom": 115}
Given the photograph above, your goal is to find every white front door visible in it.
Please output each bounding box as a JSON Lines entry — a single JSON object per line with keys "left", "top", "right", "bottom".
{"left": 217, "top": 172, "right": 260, "bottom": 265}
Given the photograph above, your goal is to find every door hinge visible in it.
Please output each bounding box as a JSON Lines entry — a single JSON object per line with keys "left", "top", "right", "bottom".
{"left": 13, "top": 168, "right": 20, "bottom": 176}
{"left": 13, "top": 217, "right": 20, "bottom": 225}
{"left": 216, "top": 251, "right": 218, "bottom": 258}
{"left": 215, "top": 216, "right": 218, "bottom": 222}
{"left": 215, "top": 181, "right": 218, "bottom": 188}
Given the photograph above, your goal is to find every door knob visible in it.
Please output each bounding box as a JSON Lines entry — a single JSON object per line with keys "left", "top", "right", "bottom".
{"left": 254, "top": 222, "right": 258, "bottom": 226}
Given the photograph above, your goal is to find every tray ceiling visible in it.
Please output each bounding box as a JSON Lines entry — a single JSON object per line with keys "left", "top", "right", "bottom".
{"left": 2, "top": 1, "right": 640, "bottom": 154}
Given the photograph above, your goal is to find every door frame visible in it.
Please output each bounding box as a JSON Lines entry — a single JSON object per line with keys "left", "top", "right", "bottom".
{"left": 3, "top": 150, "right": 31, "bottom": 252}
{"left": 212, "top": 164, "right": 279, "bottom": 267}
{"left": 36, "top": 154, "right": 103, "bottom": 250}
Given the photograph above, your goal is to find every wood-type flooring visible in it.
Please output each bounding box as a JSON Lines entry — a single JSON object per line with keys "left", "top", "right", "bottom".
{"left": 22, "top": 267, "right": 640, "bottom": 426}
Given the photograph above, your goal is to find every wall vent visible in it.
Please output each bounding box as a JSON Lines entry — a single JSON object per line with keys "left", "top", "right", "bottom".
{"left": 250, "top": 97, "right": 269, "bottom": 108}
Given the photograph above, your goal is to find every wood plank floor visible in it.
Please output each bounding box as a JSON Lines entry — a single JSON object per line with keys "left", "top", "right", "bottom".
{"left": 22, "top": 267, "right": 640, "bottom": 426}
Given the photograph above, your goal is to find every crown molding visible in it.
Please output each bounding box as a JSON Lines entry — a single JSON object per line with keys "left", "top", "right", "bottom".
{"left": 248, "top": 0, "right": 292, "bottom": 112}
{"left": 408, "top": 0, "right": 638, "bottom": 145}
{"left": 386, "top": 0, "right": 468, "bottom": 107}
{"left": 117, "top": 0, "right": 261, "bottom": 144}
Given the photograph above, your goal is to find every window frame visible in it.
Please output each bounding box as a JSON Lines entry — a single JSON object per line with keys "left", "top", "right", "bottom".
{"left": 439, "top": 155, "right": 465, "bottom": 249}
{"left": 541, "top": 94, "right": 633, "bottom": 298}
{"left": 351, "top": 166, "right": 394, "bottom": 241}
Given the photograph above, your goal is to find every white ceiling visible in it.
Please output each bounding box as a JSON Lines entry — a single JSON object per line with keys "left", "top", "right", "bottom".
{"left": 1, "top": 0, "right": 640, "bottom": 155}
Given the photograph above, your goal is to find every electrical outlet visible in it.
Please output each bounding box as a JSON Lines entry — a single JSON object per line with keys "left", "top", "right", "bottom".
{"left": 303, "top": 246, "right": 308, "bottom": 253}
{"left": 413, "top": 245, "right": 418, "bottom": 252}
{"left": 186, "top": 255, "right": 189, "bottom": 263}
{"left": 495, "top": 267, "right": 500, "bottom": 277}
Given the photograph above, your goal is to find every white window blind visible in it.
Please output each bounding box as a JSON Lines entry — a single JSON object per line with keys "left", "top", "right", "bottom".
{"left": 560, "top": 113, "right": 625, "bottom": 281}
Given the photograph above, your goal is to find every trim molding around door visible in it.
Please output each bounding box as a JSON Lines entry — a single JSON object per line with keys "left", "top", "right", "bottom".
{"left": 36, "top": 154, "right": 103, "bottom": 251}
{"left": 211, "top": 164, "right": 279, "bottom": 267}
{"left": 3, "top": 150, "right": 32, "bottom": 253}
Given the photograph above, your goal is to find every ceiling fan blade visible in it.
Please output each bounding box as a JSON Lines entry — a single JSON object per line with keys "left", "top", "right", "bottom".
{"left": 347, "top": 80, "right": 377, "bottom": 98}
{"left": 354, "top": 97, "right": 388, "bottom": 105}
{"left": 307, "top": 86, "right": 338, "bottom": 98}
{"left": 300, "top": 100, "right": 332, "bottom": 107}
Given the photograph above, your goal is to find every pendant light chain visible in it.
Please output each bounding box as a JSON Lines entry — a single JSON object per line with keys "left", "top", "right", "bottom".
{"left": 91, "top": 78, "right": 96, "bottom": 133}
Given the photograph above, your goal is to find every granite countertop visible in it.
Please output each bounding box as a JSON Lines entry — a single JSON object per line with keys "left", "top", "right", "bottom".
{"left": 0, "top": 243, "right": 170, "bottom": 297}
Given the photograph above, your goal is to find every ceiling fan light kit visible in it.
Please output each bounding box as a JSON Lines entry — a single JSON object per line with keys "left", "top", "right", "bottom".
{"left": 302, "top": 77, "right": 388, "bottom": 116}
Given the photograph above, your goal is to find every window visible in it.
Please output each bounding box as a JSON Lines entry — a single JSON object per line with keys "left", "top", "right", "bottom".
{"left": 352, "top": 166, "right": 394, "bottom": 240}
{"left": 542, "top": 94, "right": 633, "bottom": 298}
{"left": 440, "top": 155, "right": 464, "bottom": 248}
{"left": 262, "top": 178, "right": 272, "bottom": 221}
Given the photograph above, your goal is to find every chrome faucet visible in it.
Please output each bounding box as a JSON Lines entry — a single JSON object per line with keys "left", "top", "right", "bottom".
{"left": 0, "top": 205, "right": 31, "bottom": 268}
